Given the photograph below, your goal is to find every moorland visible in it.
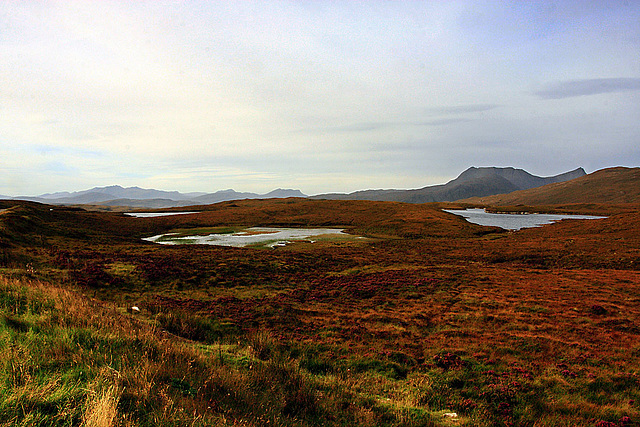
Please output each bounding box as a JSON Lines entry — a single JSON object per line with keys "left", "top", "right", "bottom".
{"left": 0, "top": 167, "right": 639, "bottom": 426}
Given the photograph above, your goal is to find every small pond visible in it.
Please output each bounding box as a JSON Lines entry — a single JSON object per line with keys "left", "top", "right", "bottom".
{"left": 443, "top": 208, "right": 606, "bottom": 231}
{"left": 144, "top": 227, "right": 351, "bottom": 248}
{"left": 125, "top": 212, "right": 200, "bottom": 218}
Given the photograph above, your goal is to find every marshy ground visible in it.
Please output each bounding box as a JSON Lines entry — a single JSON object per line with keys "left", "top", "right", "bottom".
{"left": 0, "top": 198, "right": 638, "bottom": 426}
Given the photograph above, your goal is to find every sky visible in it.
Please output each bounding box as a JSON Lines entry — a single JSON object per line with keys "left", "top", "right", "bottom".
{"left": 1, "top": 1, "right": 639, "bottom": 196}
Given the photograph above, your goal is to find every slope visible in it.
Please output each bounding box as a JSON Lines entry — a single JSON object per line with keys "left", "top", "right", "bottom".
{"left": 461, "top": 166, "right": 640, "bottom": 205}
{"left": 313, "top": 167, "right": 586, "bottom": 203}
{"left": 1, "top": 194, "right": 640, "bottom": 426}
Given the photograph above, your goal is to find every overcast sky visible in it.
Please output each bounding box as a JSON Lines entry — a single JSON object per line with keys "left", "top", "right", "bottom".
{"left": 2, "top": 1, "right": 639, "bottom": 196}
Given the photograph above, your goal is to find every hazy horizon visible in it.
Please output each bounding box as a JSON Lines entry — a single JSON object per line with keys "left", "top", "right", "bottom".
{"left": 1, "top": 165, "right": 597, "bottom": 199}
{"left": 2, "top": 1, "right": 639, "bottom": 196}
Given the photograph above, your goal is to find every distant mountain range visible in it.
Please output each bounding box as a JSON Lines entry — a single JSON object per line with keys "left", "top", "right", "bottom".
{"left": 2, "top": 166, "right": 590, "bottom": 208}
{"left": 8, "top": 186, "right": 307, "bottom": 208}
{"left": 312, "top": 167, "right": 586, "bottom": 203}
{"left": 461, "top": 167, "right": 640, "bottom": 205}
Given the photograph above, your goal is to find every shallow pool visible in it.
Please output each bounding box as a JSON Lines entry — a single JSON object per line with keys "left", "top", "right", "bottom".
{"left": 125, "top": 212, "right": 200, "bottom": 218}
{"left": 443, "top": 208, "right": 606, "bottom": 231}
{"left": 144, "top": 227, "right": 350, "bottom": 247}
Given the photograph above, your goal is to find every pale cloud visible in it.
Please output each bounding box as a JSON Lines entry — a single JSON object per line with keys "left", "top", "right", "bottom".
{"left": 535, "top": 78, "right": 640, "bottom": 99}
{"left": 425, "top": 104, "right": 500, "bottom": 115}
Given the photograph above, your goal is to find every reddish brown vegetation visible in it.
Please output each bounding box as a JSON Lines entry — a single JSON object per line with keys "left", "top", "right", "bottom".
{"left": 1, "top": 194, "right": 639, "bottom": 425}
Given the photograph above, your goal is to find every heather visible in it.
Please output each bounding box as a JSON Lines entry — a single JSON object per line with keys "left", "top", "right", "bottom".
{"left": 0, "top": 198, "right": 638, "bottom": 426}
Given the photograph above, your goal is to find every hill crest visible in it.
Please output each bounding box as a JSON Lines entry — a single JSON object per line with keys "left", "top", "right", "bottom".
{"left": 461, "top": 167, "right": 640, "bottom": 205}
{"left": 313, "top": 167, "right": 586, "bottom": 203}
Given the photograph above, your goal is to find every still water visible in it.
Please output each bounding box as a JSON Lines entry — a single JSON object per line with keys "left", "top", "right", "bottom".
{"left": 125, "top": 212, "right": 199, "bottom": 218}
{"left": 443, "top": 208, "right": 606, "bottom": 231}
{"left": 144, "top": 227, "right": 349, "bottom": 248}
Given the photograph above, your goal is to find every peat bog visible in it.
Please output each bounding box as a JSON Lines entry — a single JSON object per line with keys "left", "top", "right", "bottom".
{"left": 0, "top": 197, "right": 639, "bottom": 426}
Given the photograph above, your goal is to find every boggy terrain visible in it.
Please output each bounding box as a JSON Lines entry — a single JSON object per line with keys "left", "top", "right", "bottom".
{"left": 0, "top": 197, "right": 639, "bottom": 426}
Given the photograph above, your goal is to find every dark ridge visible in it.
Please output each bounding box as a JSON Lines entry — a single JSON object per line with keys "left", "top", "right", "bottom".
{"left": 312, "top": 167, "right": 586, "bottom": 203}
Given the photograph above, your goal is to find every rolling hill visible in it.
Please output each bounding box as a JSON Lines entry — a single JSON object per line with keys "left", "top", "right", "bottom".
{"left": 313, "top": 167, "right": 586, "bottom": 203}
{"left": 1, "top": 181, "right": 640, "bottom": 426}
{"left": 461, "top": 166, "right": 640, "bottom": 205}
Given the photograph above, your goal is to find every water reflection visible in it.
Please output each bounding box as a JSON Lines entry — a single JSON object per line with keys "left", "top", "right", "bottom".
{"left": 443, "top": 208, "right": 606, "bottom": 231}
{"left": 144, "top": 227, "right": 349, "bottom": 247}
{"left": 125, "top": 212, "right": 199, "bottom": 218}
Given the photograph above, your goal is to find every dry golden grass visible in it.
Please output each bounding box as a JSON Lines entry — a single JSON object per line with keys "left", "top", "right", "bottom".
{"left": 82, "top": 384, "right": 121, "bottom": 427}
